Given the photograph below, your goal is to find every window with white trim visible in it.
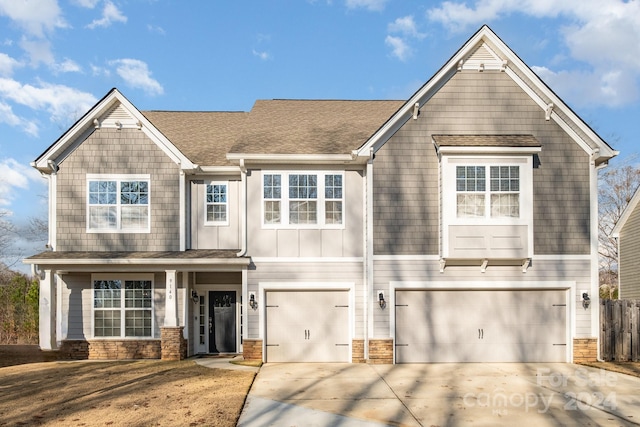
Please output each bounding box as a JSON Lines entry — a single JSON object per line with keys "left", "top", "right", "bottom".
{"left": 87, "top": 175, "right": 150, "bottom": 233}
{"left": 456, "top": 165, "right": 520, "bottom": 218}
{"left": 205, "top": 182, "right": 228, "bottom": 225}
{"left": 262, "top": 171, "right": 344, "bottom": 227}
{"left": 93, "top": 276, "right": 153, "bottom": 338}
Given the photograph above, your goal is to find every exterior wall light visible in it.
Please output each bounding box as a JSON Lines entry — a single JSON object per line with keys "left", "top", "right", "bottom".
{"left": 249, "top": 293, "right": 258, "bottom": 310}
{"left": 582, "top": 292, "right": 591, "bottom": 309}
{"left": 191, "top": 290, "right": 199, "bottom": 304}
{"left": 378, "top": 291, "right": 386, "bottom": 309}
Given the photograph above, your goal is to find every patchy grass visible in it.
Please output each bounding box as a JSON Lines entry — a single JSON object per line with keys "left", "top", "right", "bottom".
{"left": 0, "top": 346, "right": 255, "bottom": 426}
{"left": 579, "top": 361, "right": 640, "bottom": 379}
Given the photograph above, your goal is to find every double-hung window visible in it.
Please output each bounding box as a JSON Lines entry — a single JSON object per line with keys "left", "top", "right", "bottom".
{"left": 456, "top": 165, "right": 520, "bottom": 219}
{"left": 262, "top": 171, "right": 344, "bottom": 227}
{"left": 205, "top": 182, "right": 228, "bottom": 225}
{"left": 87, "top": 174, "right": 150, "bottom": 233}
{"left": 93, "top": 275, "right": 153, "bottom": 338}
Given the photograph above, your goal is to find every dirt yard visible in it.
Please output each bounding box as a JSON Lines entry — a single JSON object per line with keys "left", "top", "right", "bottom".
{"left": 0, "top": 346, "right": 255, "bottom": 426}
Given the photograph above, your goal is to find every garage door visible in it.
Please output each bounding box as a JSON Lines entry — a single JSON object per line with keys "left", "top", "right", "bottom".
{"left": 395, "top": 290, "right": 567, "bottom": 363}
{"left": 265, "top": 290, "right": 350, "bottom": 362}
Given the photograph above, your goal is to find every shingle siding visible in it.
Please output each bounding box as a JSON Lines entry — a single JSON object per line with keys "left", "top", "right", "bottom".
{"left": 373, "top": 71, "right": 590, "bottom": 256}
{"left": 56, "top": 128, "right": 180, "bottom": 251}
{"left": 619, "top": 206, "right": 640, "bottom": 299}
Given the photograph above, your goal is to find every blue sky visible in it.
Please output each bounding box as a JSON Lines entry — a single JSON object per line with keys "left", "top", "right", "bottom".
{"left": 0, "top": 0, "right": 639, "bottom": 270}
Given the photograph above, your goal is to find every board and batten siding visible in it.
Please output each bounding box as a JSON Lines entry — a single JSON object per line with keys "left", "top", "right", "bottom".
{"left": 373, "top": 71, "right": 591, "bottom": 256}
{"left": 372, "top": 258, "right": 592, "bottom": 339}
{"left": 56, "top": 128, "right": 181, "bottom": 251}
{"left": 60, "top": 272, "right": 183, "bottom": 340}
{"left": 190, "top": 178, "right": 241, "bottom": 250}
{"left": 618, "top": 205, "right": 640, "bottom": 299}
{"left": 245, "top": 261, "right": 364, "bottom": 339}
{"left": 245, "top": 168, "right": 364, "bottom": 258}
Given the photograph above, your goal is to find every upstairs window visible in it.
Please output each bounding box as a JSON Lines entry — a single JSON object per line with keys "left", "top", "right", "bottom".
{"left": 262, "top": 171, "right": 344, "bottom": 228}
{"left": 455, "top": 166, "right": 520, "bottom": 219}
{"left": 205, "top": 182, "right": 228, "bottom": 225}
{"left": 87, "top": 175, "right": 150, "bottom": 233}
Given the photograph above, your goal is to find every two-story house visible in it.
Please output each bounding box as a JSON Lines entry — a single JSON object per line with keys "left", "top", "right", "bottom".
{"left": 25, "top": 25, "right": 616, "bottom": 363}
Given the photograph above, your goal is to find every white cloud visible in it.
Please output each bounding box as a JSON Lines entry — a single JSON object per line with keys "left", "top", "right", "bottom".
{"left": 426, "top": 0, "right": 640, "bottom": 107}
{"left": 20, "top": 38, "right": 55, "bottom": 67}
{"left": 0, "top": 53, "right": 21, "bottom": 77}
{"left": 252, "top": 50, "right": 271, "bottom": 61}
{"left": 346, "top": 0, "right": 388, "bottom": 12}
{"left": 388, "top": 16, "right": 426, "bottom": 40}
{"left": 86, "top": 1, "right": 127, "bottom": 29}
{"left": 53, "top": 58, "right": 82, "bottom": 73}
{"left": 0, "top": 0, "right": 67, "bottom": 37}
{"left": 147, "top": 24, "right": 166, "bottom": 35}
{"left": 0, "top": 78, "right": 97, "bottom": 132}
{"left": 0, "top": 158, "right": 41, "bottom": 207}
{"left": 71, "top": 0, "right": 101, "bottom": 8}
{"left": 385, "top": 35, "right": 411, "bottom": 61}
{"left": 109, "top": 59, "right": 164, "bottom": 95}
{"left": 0, "top": 101, "right": 38, "bottom": 136}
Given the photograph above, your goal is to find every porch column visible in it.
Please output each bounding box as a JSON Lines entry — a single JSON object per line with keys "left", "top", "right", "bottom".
{"left": 164, "top": 270, "right": 178, "bottom": 326}
{"left": 39, "top": 269, "right": 56, "bottom": 350}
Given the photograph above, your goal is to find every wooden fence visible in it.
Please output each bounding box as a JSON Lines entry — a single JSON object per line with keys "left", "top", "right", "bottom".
{"left": 600, "top": 299, "right": 640, "bottom": 361}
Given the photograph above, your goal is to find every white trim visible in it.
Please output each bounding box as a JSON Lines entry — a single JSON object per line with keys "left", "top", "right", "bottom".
{"left": 365, "top": 155, "right": 373, "bottom": 360}
{"left": 533, "top": 254, "right": 592, "bottom": 261}
{"left": 227, "top": 153, "right": 356, "bottom": 164}
{"left": 261, "top": 170, "right": 346, "bottom": 230}
{"left": 257, "top": 282, "right": 355, "bottom": 362}
{"left": 251, "top": 257, "right": 364, "bottom": 263}
{"left": 49, "top": 172, "right": 57, "bottom": 249}
{"left": 86, "top": 174, "right": 151, "bottom": 234}
{"left": 203, "top": 180, "right": 230, "bottom": 227}
{"left": 612, "top": 184, "right": 640, "bottom": 237}
{"left": 90, "top": 273, "right": 155, "bottom": 339}
{"left": 24, "top": 257, "right": 250, "bottom": 266}
{"left": 590, "top": 159, "right": 601, "bottom": 349}
{"left": 179, "top": 172, "right": 186, "bottom": 251}
{"left": 373, "top": 255, "right": 441, "bottom": 261}
{"left": 437, "top": 146, "right": 541, "bottom": 155}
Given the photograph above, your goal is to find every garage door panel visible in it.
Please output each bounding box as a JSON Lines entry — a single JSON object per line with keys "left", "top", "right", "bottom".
{"left": 395, "top": 289, "right": 567, "bottom": 363}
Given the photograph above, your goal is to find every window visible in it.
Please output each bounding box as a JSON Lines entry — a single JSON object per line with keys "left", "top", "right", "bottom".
{"left": 87, "top": 175, "right": 150, "bottom": 232}
{"left": 455, "top": 165, "right": 520, "bottom": 219}
{"left": 205, "top": 182, "right": 228, "bottom": 225}
{"left": 262, "top": 171, "right": 344, "bottom": 227}
{"left": 93, "top": 276, "right": 153, "bottom": 338}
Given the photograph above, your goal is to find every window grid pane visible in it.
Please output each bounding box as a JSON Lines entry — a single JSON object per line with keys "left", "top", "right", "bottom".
{"left": 264, "top": 200, "right": 281, "bottom": 224}
{"left": 88, "top": 178, "right": 149, "bottom": 230}
{"left": 206, "top": 184, "right": 228, "bottom": 222}
{"left": 289, "top": 200, "right": 317, "bottom": 224}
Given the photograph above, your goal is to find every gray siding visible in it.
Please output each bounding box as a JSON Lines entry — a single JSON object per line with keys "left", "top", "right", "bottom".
{"left": 246, "top": 168, "right": 364, "bottom": 257}
{"left": 190, "top": 177, "right": 241, "bottom": 249}
{"left": 373, "top": 71, "right": 590, "bottom": 256}
{"left": 246, "top": 261, "right": 364, "bottom": 339}
{"left": 619, "top": 205, "right": 640, "bottom": 299}
{"left": 56, "top": 128, "right": 181, "bottom": 251}
{"left": 372, "top": 258, "right": 592, "bottom": 339}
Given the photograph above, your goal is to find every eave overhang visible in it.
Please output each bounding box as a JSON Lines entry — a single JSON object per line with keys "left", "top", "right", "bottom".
{"left": 226, "top": 152, "right": 364, "bottom": 165}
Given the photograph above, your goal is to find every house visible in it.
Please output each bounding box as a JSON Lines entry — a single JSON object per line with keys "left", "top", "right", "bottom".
{"left": 612, "top": 186, "right": 640, "bottom": 299}
{"left": 24, "top": 25, "right": 617, "bottom": 363}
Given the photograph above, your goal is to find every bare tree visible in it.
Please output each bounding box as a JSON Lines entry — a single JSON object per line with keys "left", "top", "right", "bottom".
{"left": 598, "top": 157, "right": 640, "bottom": 296}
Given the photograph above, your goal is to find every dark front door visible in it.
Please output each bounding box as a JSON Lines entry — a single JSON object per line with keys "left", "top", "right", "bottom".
{"left": 209, "top": 291, "right": 237, "bottom": 353}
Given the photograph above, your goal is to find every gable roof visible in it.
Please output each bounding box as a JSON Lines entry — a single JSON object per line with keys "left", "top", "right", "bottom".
{"left": 612, "top": 185, "right": 640, "bottom": 238}
{"left": 355, "top": 25, "right": 618, "bottom": 166}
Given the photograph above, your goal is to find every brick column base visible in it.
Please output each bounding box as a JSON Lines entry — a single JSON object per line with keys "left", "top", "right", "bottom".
{"left": 243, "top": 339, "right": 263, "bottom": 361}
{"left": 161, "top": 327, "right": 186, "bottom": 361}
{"left": 352, "top": 339, "right": 365, "bottom": 363}
{"left": 368, "top": 339, "right": 393, "bottom": 364}
{"left": 573, "top": 338, "right": 597, "bottom": 363}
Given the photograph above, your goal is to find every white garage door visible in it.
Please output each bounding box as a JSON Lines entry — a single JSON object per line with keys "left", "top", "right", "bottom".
{"left": 395, "top": 289, "right": 567, "bottom": 363}
{"left": 265, "top": 290, "right": 350, "bottom": 362}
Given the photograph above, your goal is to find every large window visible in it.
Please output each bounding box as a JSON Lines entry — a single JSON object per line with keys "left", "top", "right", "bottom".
{"left": 262, "top": 172, "right": 344, "bottom": 227}
{"left": 456, "top": 165, "right": 520, "bottom": 218}
{"left": 205, "top": 182, "right": 228, "bottom": 225}
{"left": 93, "top": 276, "right": 153, "bottom": 338}
{"left": 87, "top": 175, "right": 150, "bottom": 232}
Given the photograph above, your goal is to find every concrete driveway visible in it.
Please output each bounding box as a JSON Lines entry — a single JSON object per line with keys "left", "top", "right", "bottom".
{"left": 237, "top": 363, "right": 640, "bottom": 426}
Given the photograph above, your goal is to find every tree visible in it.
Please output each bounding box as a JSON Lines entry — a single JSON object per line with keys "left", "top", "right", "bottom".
{"left": 598, "top": 159, "right": 640, "bottom": 298}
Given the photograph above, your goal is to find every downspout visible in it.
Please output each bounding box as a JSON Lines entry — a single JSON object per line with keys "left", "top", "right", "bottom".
{"left": 46, "top": 160, "right": 58, "bottom": 250}
{"left": 365, "top": 149, "right": 374, "bottom": 361}
{"left": 237, "top": 159, "right": 248, "bottom": 257}
{"left": 590, "top": 150, "right": 606, "bottom": 362}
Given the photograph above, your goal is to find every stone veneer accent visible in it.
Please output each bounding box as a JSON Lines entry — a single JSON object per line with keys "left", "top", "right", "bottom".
{"left": 368, "top": 339, "right": 394, "bottom": 364}
{"left": 161, "top": 327, "right": 186, "bottom": 361}
{"left": 573, "top": 338, "right": 598, "bottom": 363}
{"left": 352, "top": 339, "right": 365, "bottom": 363}
{"left": 243, "top": 339, "right": 263, "bottom": 361}
{"left": 58, "top": 340, "right": 90, "bottom": 360}
{"left": 58, "top": 340, "right": 162, "bottom": 360}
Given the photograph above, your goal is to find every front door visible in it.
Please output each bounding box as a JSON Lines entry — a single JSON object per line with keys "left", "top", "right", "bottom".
{"left": 209, "top": 291, "right": 237, "bottom": 353}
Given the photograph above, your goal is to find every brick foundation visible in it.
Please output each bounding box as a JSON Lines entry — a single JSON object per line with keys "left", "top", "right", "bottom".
{"left": 59, "top": 340, "right": 90, "bottom": 360}
{"left": 368, "top": 339, "right": 393, "bottom": 364}
{"left": 352, "top": 339, "right": 365, "bottom": 363}
{"left": 161, "top": 327, "right": 186, "bottom": 361}
{"left": 573, "top": 338, "right": 598, "bottom": 363}
{"left": 243, "top": 339, "right": 263, "bottom": 361}
{"left": 89, "top": 340, "right": 161, "bottom": 359}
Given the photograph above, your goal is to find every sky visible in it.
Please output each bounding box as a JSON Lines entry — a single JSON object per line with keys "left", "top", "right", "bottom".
{"left": 0, "top": 0, "right": 639, "bottom": 272}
